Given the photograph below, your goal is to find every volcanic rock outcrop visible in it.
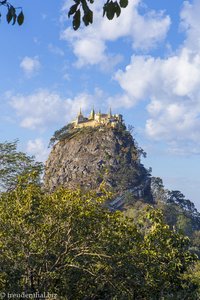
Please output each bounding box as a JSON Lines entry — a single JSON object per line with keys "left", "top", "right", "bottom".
{"left": 44, "top": 125, "right": 152, "bottom": 205}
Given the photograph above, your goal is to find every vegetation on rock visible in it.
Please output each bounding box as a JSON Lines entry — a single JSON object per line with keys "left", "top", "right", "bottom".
{"left": 151, "top": 176, "right": 200, "bottom": 231}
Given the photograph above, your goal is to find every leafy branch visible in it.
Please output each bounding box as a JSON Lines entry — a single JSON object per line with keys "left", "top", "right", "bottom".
{"left": 0, "top": 0, "right": 24, "bottom": 25}
{"left": 68, "top": 0, "right": 129, "bottom": 30}
{"left": 0, "top": 0, "right": 129, "bottom": 29}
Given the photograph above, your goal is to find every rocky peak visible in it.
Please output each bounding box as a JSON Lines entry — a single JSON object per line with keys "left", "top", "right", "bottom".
{"left": 44, "top": 125, "right": 152, "bottom": 204}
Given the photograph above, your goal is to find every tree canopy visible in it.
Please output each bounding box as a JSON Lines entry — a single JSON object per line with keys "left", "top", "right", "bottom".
{"left": 0, "top": 140, "right": 43, "bottom": 192}
{"left": 0, "top": 173, "right": 199, "bottom": 298}
{"left": 0, "top": 139, "right": 199, "bottom": 298}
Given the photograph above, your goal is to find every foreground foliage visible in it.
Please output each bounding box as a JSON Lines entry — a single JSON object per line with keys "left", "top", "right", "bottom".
{"left": 68, "top": 0, "right": 129, "bottom": 30}
{"left": 0, "top": 0, "right": 24, "bottom": 25}
{"left": 0, "top": 0, "right": 129, "bottom": 29}
{"left": 0, "top": 173, "right": 199, "bottom": 299}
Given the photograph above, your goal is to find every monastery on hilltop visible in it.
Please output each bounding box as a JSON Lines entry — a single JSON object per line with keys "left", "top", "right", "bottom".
{"left": 72, "top": 108, "right": 123, "bottom": 128}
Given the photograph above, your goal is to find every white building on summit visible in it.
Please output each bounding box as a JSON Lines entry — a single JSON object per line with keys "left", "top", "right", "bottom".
{"left": 72, "top": 108, "right": 123, "bottom": 128}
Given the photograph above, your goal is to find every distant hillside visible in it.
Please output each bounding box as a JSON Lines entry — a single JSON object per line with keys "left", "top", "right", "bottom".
{"left": 151, "top": 177, "right": 200, "bottom": 234}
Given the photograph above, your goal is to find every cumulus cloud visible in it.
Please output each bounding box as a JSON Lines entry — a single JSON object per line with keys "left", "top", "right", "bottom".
{"left": 180, "top": 0, "right": 200, "bottom": 51}
{"left": 112, "top": 1, "right": 200, "bottom": 154}
{"left": 20, "top": 56, "right": 41, "bottom": 77}
{"left": 107, "top": 93, "right": 136, "bottom": 109}
{"left": 27, "top": 138, "right": 50, "bottom": 162}
{"left": 8, "top": 89, "right": 104, "bottom": 130}
{"left": 61, "top": 0, "right": 170, "bottom": 67}
{"left": 115, "top": 51, "right": 200, "bottom": 151}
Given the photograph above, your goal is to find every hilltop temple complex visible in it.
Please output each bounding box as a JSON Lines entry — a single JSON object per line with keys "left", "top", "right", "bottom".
{"left": 72, "top": 108, "right": 123, "bottom": 128}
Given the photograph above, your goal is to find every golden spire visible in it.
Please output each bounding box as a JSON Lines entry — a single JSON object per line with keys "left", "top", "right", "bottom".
{"left": 99, "top": 109, "right": 101, "bottom": 122}
{"left": 108, "top": 107, "right": 112, "bottom": 117}
{"left": 90, "top": 106, "right": 95, "bottom": 119}
{"left": 78, "top": 107, "right": 83, "bottom": 116}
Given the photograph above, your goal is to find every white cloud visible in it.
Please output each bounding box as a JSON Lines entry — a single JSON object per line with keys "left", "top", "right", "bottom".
{"left": 61, "top": 0, "right": 170, "bottom": 67}
{"left": 180, "top": 0, "right": 200, "bottom": 51}
{"left": 107, "top": 93, "right": 136, "bottom": 109}
{"left": 129, "top": 9, "right": 171, "bottom": 50}
{"left": 8, "top": 89, "right": 104, "bottom": 130}
{"left": 73, "top": 38, "right": 106, "bottom": 67}
{"left": 27, "top": 138, "right": 50, "bottom": 162}
{"left": 20, "top": 56, "right": 41, "bottom": 77}
{"left": 48, "top": 44, "right": 65, "bottom": 56}
{"left": 115, "top": 48, "right": 200, "bottom": 101}
{"left": 112, "top": 1, "right": 200, "bottom": 155}
{"left": 114, "top": 50, "right": 200, "bottom": 151}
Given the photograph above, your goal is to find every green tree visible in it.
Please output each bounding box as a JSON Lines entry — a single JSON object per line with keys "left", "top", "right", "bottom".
{"left": 176, "top": 213, "right": 193, "bottom": 236}
{"left": 0, "top": 174, "right": 198, "bottom": 299}
{"left": 151, "top": 176, "right": 167, "bottom": 203}
{"left": 49, "top": 123, "right": 76, "bottom": 146}
{"left": 0, "top": 140, "right": 43, "bottom": 192}
{"left": 184, "top": 261, "right": 200, "bottom": 298}
{"left": 167, "top": 190, "right": 199, "bottom": 217}
{"left": 190, "top": 230, "right": 200, "bottom": 258}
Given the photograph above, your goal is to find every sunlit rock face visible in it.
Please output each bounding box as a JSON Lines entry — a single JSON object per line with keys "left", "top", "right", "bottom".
{"left": 44, "top": 126, "right": 152, "bottom": 205}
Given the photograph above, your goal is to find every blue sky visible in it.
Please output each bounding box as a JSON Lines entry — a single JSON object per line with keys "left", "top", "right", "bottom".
{"left": 1, "top": 0, "right": 200, "bottom": 210}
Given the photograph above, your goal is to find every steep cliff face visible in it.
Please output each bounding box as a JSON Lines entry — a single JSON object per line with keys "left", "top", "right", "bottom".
{"left": 44, "top": 126, "right": 152, "bottom": 203}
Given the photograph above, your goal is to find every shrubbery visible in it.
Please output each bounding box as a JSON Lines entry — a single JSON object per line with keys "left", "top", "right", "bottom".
{"left": 0, "top": 172, "right": 199, "bottom": 299}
